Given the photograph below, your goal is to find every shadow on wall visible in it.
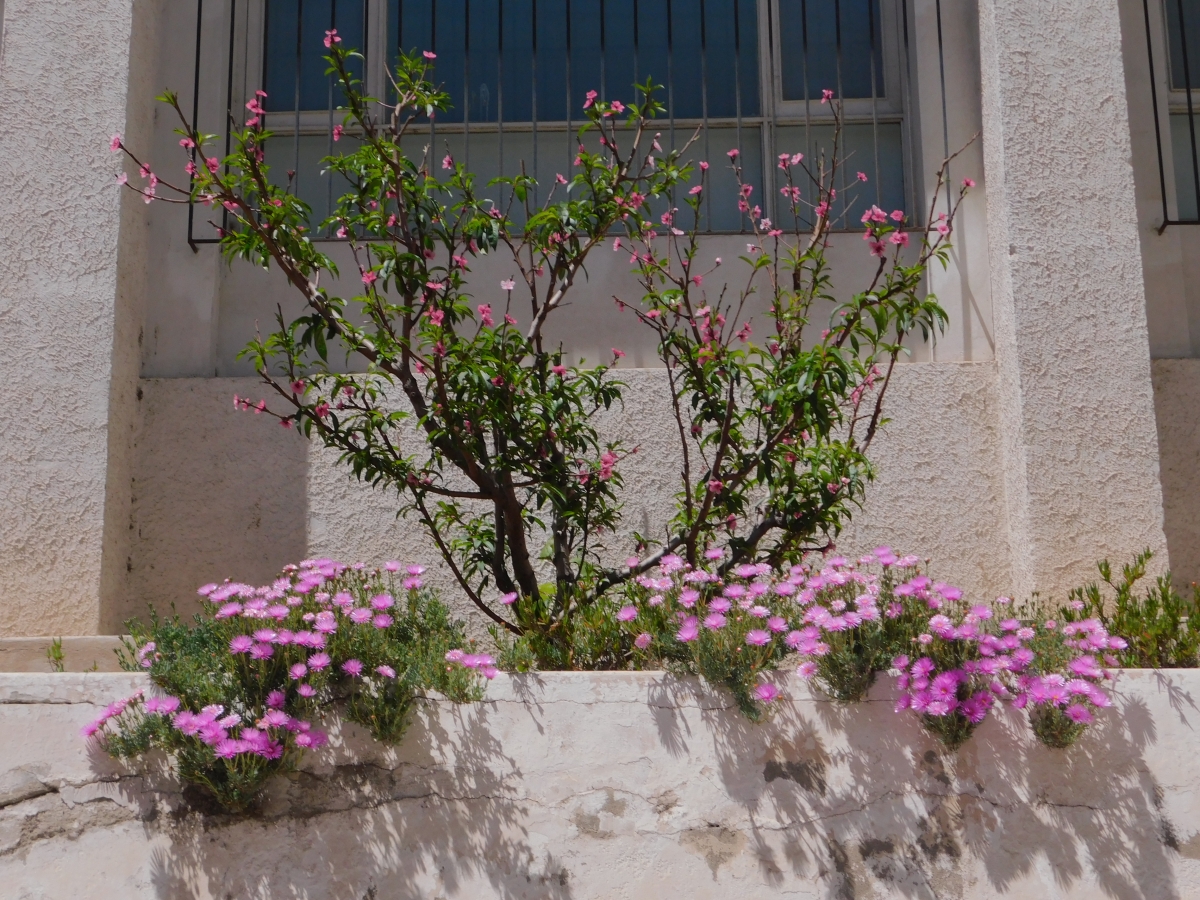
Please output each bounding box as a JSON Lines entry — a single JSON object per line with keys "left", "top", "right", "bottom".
{"left": 90, "top": 671, "right": 1199, "bottom": 899}
{"left": 142, "top": 701, "right": 572, "bottom": 900}
{"left": 119, "top": 379, "right": 309, "bottom": 631}
{"left": 648, "top": 675, "right": 1193, "bottom": 899}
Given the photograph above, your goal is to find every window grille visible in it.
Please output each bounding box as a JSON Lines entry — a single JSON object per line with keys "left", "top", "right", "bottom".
{"left": 186, "top": 0, "right": 951, "bottom": 244}
{"left": 1143, "top": 0, "right": 1200, "bottom": 225}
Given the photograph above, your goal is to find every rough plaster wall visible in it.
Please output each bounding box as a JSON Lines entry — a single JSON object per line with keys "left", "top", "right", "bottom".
{"left": 128, "top": 364, "right": 1009, "bottom": 630}
{"left": 1153, "top": 360, "right": 1200, "bottom": 590}
{"left": 977, "top": 0, "right": 1170, "bottom": 602}
{"left": 0, "top": 670, "right": 1197, "bottom": 898}
{"left": 0, "top": 0, "right": 136, "bottom": 636}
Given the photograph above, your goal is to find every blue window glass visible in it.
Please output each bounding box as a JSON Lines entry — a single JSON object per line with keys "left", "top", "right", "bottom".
{"left": 778, "top": 0, "right": 884, "bottom": 101}
{"left": 375, "top": 0, "right": 757, "bottom": 123}
{"left": 263, "top": 0, "right": 366, "bottom": 111}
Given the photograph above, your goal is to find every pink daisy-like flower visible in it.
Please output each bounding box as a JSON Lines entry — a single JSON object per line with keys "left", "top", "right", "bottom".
{"left": 617, "top": 605, "right": 638, "bottom": 622}
{"left": 1064, "top": 703, "right": 1094, "bottom": 724}
{"left": 341, "top": 659, "right": 364, "bottom": 677}
{"left": 308, "top": 652, "right": 331, "bottom": 670}
{"left": 297, "top": 684, "right": 316, "bottom": 698}
{"left": 676, "top": 617, "right": 700, "bottom": 643}
{"left": 797, "top": 661, "right": 818, "bottom": 678}
{"left": 229, "top": 635, "right": 254, "bottom": 654}
{"left": 745, "top": 630, "right": 771, "bottom": 646}
{"left": 376, "top": 665, "right": 396, "bottom": 678}
{"left": 289, "top": 663, "right": 308, "bottom": 680}
{"left": 753, "top": 683, "right": 780, "bottom": 703}
{"left": 372, "top": 614, "right": 394, "bottom": 629}
{"left": 703, "top": 613, "right": 726, "bottom": 630}
{"left": 634, "top": 632, "right": 652, "bottom": 649}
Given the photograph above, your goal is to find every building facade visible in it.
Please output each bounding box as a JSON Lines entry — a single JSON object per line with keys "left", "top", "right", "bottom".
{"left": 0, "top": 0, "right": 1197, "bottom": 639}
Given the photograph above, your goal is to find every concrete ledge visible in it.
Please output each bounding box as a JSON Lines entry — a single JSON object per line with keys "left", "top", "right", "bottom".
{"left": 0, "top": 637, "right": 125, "bottom": 673}
{"left": 0, "top": 669, "right": 1197, "bottom": 897}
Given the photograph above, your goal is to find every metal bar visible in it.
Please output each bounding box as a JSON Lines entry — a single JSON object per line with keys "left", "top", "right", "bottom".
{"left": 226, "top": 0, "right": 240, "bottom": 233}
{"left": 667, "top": 0, "right": 675, "bottom": 216}
{"left": 188, "top": 0, "right": 205, "bottom": 250}
{"left": 899, "top": 0, "right": 918, "bottom": 223}
{"left": 801, "top": 0, "right": 812, "bottom": 226}
{"left": 633, "top": 0, "right": 640, "bottom": 96}
{"left": 498, "top": 0, "right": 504, "bottom": 207}
{"left": 465, "top": 0, "right": 471, "bottom": 171}
{"left": 430, "top": 0, "right": 437, "bottom": 150}
{"left": 700, "top": 0, "right": 710, "bottom": 229}
{"left": 936, "top": 0, "right": 951, "bottom": 216}
{"left": 565, "top": 0, "right": 572, "bottom": 174}
{"left": 327, "top": 0, "right": 337, "bottom": 232}
{"left": 764, "top": 0, "right": 776, "bottom": 227}
{"left": 734, "top": 0, "right": 743, "bottom": 228}
{"left": 1176, "top": 0, "right": 1200, "bottom": 218}
{"left": 533, "top": 0, "right": 539, "bottom": 207}
{"left": 868, "top": 0, "right": 880, "bottom": 207}
{"left": 835, "top": 0, "right": 844, "bottom": 224}
{"left": 600, "top": 0, "right": 606, "bottom": 102}
{"left": 1144, "top": 0, "right": 1171, "bottom": 226}
{"left": 293, "top": 0, "right": 301, "bottom": 203}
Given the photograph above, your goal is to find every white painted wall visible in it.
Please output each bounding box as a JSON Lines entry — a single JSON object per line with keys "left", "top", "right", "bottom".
{"left": 0, "top": 670, "right": 1196, "bottom": 897}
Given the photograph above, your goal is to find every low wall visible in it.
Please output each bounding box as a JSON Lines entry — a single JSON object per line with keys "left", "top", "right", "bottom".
{"left": 1, "top": 670, "right": 1197, "bottom": 898}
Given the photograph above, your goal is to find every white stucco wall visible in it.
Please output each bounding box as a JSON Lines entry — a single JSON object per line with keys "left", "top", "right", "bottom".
{"left": 978, "top": 0, "right": 1171, "bottom": 602}
{"left": 0, "top": 670, "right": 1196, "bottom": 898}
{"left": 0, "top": 0, "right": 145, "bottom": 636}
{"left": 1153, "top": 359, "right": 1200, "bottom": 591}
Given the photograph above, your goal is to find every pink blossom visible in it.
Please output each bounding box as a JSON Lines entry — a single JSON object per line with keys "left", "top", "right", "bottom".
{"left": 362, "top": 270, "right": 378, "bottom": 287}
{"left": 442, "top": 154, "right": 454, "bottom": 170}
{"left": 229, "top": 635, "right": 253, "bottom": 654}
{"left": 341, "top": 659, "right": 364, "bottom": 677}
{"left": 332, "top": 125, "right": 343, "bottom": 141}
{"left": 500, "top": 592, "right": 518, "bottom": 605}
{"left": 501, "top": 278, "right": 515, "bottom": 291}
{"left": 109, "top": 134, "right": 122, "bottom": 152}
{"left": 617, "top": 605, "right": 638, "bottom": 622}
{"left": 584, "top": 90, "right": 598, "bottom": 109}
{"left": 821, "top": 88, "right": 834, "bottom": 103}
{"left": 635, "top": 632, "right": 653, "bottom": 649}
{"left": 962, "top": 177, "right": 976, "bottom": 188}
{"left": 676, "top": 616, "right": 700, "bottom": 642}
{"left": 753, "top": 683, "right": 780, "bottom": 703}
{"left": 745, "top": 630, "right": 770, "bottom": 646}
{"left": 324, "top": 29, "right": 342, "bottom": 48}
{"left": 1064, "top": 703, "right": 1093, "bottom": 724}
{"left": 727, "top": 148, "right": 739, "bottom": 159}
{"left": 308, "top": 652, "right": 331, "bottom": 670}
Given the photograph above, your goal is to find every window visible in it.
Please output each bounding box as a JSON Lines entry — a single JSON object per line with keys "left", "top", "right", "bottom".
{"left": 208, "top": 1, "right": 919, "bottom": 235}
{"left": 1165, "top": 0, "right": 1200, "bottom": 220}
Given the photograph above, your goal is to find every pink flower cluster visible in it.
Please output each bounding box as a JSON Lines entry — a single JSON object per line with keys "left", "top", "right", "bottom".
{"left": 81, "top": 690, "right": 144, "bottom": 737}
{"left": 445, "top": 649, "right": 498, "bottom": 679}
{"left": 1011, "top": 618, "right": 1124, "bottom": 724}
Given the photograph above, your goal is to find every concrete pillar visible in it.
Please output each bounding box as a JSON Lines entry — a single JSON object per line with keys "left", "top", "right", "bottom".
{"left": 0, "top": 0, "right": 154, "bottom": 635}
{"left": 978, "top": 0, "right": 1170, "bottom": 601}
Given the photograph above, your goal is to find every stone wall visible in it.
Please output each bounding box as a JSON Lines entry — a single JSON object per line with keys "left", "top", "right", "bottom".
{"left": 1, "top": 670, "right": 1197, "bottom": 898}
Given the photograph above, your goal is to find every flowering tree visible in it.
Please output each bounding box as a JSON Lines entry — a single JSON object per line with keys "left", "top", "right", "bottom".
{"left": 113, "top": 34, "right": 969, "bottom": 667}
